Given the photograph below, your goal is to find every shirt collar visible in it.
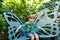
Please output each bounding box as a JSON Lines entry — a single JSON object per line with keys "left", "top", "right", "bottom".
{"left": 28, "top": 21, "right": 34, "bottom": 25}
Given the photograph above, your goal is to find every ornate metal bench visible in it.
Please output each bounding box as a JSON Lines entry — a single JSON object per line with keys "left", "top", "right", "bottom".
{"left": 3, "top": 2, "right": 60, "bottom": 40}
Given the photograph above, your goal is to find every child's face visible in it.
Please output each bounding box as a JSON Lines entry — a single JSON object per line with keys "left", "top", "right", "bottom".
{"left": 29, "top": 18, "right": 34, "bottom": 24}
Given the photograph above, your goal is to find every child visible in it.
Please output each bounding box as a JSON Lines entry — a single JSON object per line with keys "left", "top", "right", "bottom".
{"left": 15, "top": 14, "right": 47, "bottom": 40}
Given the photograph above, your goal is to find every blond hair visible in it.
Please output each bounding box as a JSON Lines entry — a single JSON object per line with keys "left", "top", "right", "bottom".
{"left": 28, "top": 14, "right": 35, "bottom": 19}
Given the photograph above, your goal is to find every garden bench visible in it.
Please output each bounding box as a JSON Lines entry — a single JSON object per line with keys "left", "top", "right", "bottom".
{"left": 4, "top": 11, "right": 60, "bottom": 40}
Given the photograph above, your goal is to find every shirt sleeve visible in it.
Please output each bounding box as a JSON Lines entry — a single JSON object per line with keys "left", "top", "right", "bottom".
{"left": 34, "top": 22, "right": 38, "bottom": 28}
{"left": 35, "top": 23, "right": 39, "bottom": 29}
{"left": 21, "top": 22, "right": 28, "bottom": 27}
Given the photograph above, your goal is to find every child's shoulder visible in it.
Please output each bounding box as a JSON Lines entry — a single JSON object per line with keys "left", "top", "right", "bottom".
{"left": 33, "top": 22, "right": 36, "bottom": 24}
{"left": 24, "top": 21, "right": 29, "bottom": 24}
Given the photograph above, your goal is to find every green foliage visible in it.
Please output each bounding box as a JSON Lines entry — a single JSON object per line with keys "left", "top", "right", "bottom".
{"left": 0, "top": 0, "right": 43, "bottom": 40}
{"left": 0, "top": 0, "right": 60, "bottom": 40}
{"left": 2, "top": 0, "right": 43, "bottom": 23}
{"left": 0, "top": 16, "right": 5, "bottom": 30}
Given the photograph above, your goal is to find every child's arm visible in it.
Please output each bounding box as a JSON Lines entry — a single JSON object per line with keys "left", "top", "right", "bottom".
{"left": 38, "top": 27, "right": 47, "bottom": 33}
{"left": 15, "top": 26, "right": 22, "bottom": 33}
{"left": 15, "top": 22, "right": 27, "bottom": 33}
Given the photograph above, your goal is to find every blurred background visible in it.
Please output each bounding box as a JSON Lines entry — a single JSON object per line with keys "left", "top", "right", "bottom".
{"left": 0, "top": 0, "right": 60, "bottom": 40}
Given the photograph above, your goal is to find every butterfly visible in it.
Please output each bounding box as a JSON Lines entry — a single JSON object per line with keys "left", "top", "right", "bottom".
{"left": 4, "top": 2, "right": 60, "bottom": 40}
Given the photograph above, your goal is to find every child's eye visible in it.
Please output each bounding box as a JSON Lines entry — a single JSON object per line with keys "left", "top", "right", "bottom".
{"left": 30, "top": 18, "right": 34, "bottom": 19}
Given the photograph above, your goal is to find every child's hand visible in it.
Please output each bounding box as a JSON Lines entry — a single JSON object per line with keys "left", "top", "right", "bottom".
{"left": 38, "top": 27, "right": 49, "bottom": 35}
{"left": 38, "top": 27, "right": 47, "bottom": 33}
{"left": 15, "top": 26, "right": 22, "bottom": 33}
{"left": 15, "top": 30, "right": 18, "bottom": 33}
